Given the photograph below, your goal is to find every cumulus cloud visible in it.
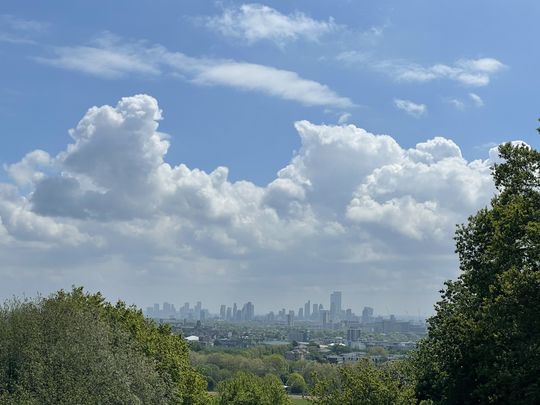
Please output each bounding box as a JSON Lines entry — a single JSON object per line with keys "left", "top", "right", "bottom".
{"left": 394, "top": 98, "right": 427, "bottom": 117}
{"left": 4, "top": 150, "right": 52, "bottom": 186}
{"left": 1, "top": 95, "right": 502, "bottom": 312}
{"left": 205, "top": 3, "right": 338, "bottom": 45}
{"left": 35, "top": 33, "right": 352, "bottom": 108}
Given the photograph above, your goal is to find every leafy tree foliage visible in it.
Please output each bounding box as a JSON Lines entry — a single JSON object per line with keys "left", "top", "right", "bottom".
{"left": 310, "top": 359, "right": 416, "bottom": 404}
{"left": 216, "top": 372, "right": 290, "bottom": 405}
{"left": 286, "top": 372, "right": 308, "bottom": 394}
{"left": 0, "top": 287, "right": 209, "bottom": 404}
{"left": 414, "top": 142, "right": 540, "bottom": 404}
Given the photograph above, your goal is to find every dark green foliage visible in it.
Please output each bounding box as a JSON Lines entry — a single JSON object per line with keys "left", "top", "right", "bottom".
{"left": 0, "top": 287, "right": 209, "bottom": 404}
{"left": 414, "top": 142, "right": 540, "bottom": 404}
{"left": 216, "top": 371, "right": 290, "bottom": 405}
{"left": 310, "top": 359, "right": 416, "bottom": 404}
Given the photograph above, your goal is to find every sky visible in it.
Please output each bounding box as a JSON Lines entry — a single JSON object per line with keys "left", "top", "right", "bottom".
{"left": 0, "top": 1, "right": 539, "bottom": 316}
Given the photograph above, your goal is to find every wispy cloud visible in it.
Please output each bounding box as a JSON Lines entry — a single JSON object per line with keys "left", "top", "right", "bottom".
{"left": 469, "top": 92, "right": 484, "bottom": 107}
{"left": 35, "top": 34, "right": 353, "bottom": 108}
{"left": 448, "top": 99, "right": 465, "bottom": 110}
{"left": 338, "top": 112, "right": 351, "bottom": 124}
{"left": 338, "top": 51, "right": 506, "bottom": 87}
{"left": 379, "top": 58, "right": 506, "bottom": 87}
{"left": 394, "top": 99, "right": 427, "bottom": 117}
{"left": 0, "top": 14, "right": 49, "bottom": 45}
{"left": 204, "top": 3, "right": 339, "bottom": 46}
{"left": 0, "top": 14, "right": 49, "bottom": 33}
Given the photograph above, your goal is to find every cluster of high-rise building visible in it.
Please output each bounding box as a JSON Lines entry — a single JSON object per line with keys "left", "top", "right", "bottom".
{"left": 147, "top": 300, "right": 255, "bottom": 321}
{"left": 145, "top": 290, "right": 426, "bottom": 335}
{"left": 146, "top": 301, "right": 209, "bottom": 320}
{"left": 147, "top": 291, "right": 373, "bottom": 325}
{"left": 266, "top": 291, "right": 375, "bottom": 326}
{"left": 218, "top": 301, "right": 255, "bottom": 321}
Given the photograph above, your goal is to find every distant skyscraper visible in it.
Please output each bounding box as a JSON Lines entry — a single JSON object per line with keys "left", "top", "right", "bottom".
{"left": 220, "top": 304, "right": 226, "bottom": 319}
{"left": 330, "top": 291, "right": 342, "bottom": 321}
{"left": 233, "top": 303, "right": 237, "bottom": 320}
{"left": 321, "top": 310, "right": 329, "bottom": 326}
{"left": 362, "top": 307, "right": 374, "bottom": 323}
{"left": 298, "top": 307, "right": 304, "bottom": 319}
{"left": 304, "top": 300, "right": 311, "bottom": 319}
{"left": 313, "top": 303, "right": 319, "bottom": 319}
{"left": 243, "top": 302, "right": 254, "bottom": 321}
{"left": 287, "top": 312, "right": 294, "bottom": 327}
{"left": 226, "top": 307, "right": 232, "bottom": 320}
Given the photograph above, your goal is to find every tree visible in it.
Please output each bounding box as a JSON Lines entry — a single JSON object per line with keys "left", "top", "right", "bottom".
{"left": 216, "top": 372, "right": 290, "bottom": 405}
{"left": 286, "top": 372, "right": 308, "bottom": 395}
{"left": 310, "top": 359, "right": 416, "bottom": 404}
{"left": 0, "top": 287, "right": 210, "bottom": 404}
{"left": 0, "top": 294, "right": 173, "bottom": 404}
{"left": 414, "top": 141, "right": 540, "bottom": 404}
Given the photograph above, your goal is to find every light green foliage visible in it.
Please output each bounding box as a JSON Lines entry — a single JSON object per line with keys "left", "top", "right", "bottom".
{"left": 216, "top": 372, "right": 291, "bottom": 405}
{"left": 191, "top": 345, "right": 339, "bottom": 391}
{"left": 286, "top": 372, "right": 308, "bottom": 394}
{"left": 0, "top": 287, "right": 209, "bottom": 404}
{"left": 367, "top": 346, "right": 389, "bottom": 359}
{"left": 414, "top": 142, "right": 540, "bottom": 404}
{"left": 310, "top": 359, "right": 416, "bottom": 404}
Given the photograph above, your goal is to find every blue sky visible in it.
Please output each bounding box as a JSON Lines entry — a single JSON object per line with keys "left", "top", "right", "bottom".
{"left": 0, "top": 1, "right": 538, "bottom": 314}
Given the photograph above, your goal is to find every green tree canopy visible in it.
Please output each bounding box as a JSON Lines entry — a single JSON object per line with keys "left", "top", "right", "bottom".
{"left": 310, "top": 359, "right": 416, "bottom": 405}
{"left": 216, "top": 372, "right": 290, "bottom": 405}
{"left": 0, "top": 287, "right": 209, "bottom": 404}
{"left": 414, "top": 141, "right": 540, "bottom": 404}
{"left": 286, "top": 372, "right": 307, "bottom": 394}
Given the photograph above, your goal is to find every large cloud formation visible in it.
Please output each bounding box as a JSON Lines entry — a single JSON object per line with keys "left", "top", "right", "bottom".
{"left": 0, "top": 95, "right": 499, "bottom": 312}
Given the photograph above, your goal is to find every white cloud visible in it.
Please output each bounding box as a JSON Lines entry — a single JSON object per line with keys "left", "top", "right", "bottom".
{"left": 488, "top": 140, "right": 530, "bottom": 164}
{"left": 0, "top": 14, "right": 49, "bottom": 45}
{"left": 4, "top": 150, "right": 52, "bottom": 186}
{"left": 339, "top": 53, "right": 506, "bottom": 87}
{"left": 338, "top": 112, "right": 351, "bottom": 124}
{"left": 0, "top": 14, "right": 49, "bottom": 33}
{"left": 205, "top": 4, "right": 338, "bottom": 45}
{"left": 336, "top": 50, "right": 370, "bottom": 64}
{"left": 469, "top": 92, "right": 484, "bottom": 107}
{"left": 1, "top": 95, "right": 502, "bottom": 312}
{"left": 380, "top": 57, "right": 506, "bottom": 87}
{"left": 448, "top": 98, "right": 465, "bottom": 110}
{"left": 191, "top": 62, "right": 353, "bottom": 108}
{"left": 35, "top": 34, "right": 353, "bottom": 108}
{"left": 394, "top": 98, "right": 427, "bottom": 117}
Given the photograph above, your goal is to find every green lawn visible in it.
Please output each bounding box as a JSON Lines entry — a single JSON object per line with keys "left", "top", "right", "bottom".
{"left": 290, "top": 397, "right": 310, "bottom": 405}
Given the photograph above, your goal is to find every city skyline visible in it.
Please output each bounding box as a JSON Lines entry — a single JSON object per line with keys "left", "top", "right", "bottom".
{"left": 145, "top": 290, "right": 423, "bottom": 321}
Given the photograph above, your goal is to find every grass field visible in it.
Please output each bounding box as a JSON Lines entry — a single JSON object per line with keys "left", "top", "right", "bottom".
{"left": 290, "top": 397, "right": 310, "bottom": 404}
